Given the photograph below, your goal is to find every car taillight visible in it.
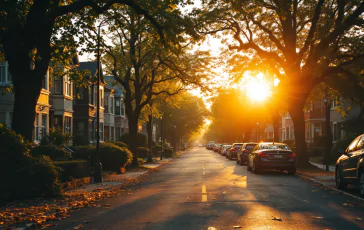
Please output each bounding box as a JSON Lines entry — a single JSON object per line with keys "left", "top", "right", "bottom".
{"left": 287, "top": 153, "right": 296, "bottom": 158}
{"left": 243, "top": 149, "right": 249, "bottom": 153}
{"left": 258, "top": 152, "right": 269, "bottom": 157}
{"left": 232, "top": 148, "right": 237, "bottom": 152}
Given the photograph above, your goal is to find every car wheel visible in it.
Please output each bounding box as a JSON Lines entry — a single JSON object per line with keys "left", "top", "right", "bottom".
{"left": 240, "top": 158, "right": 244, "bottom": 166}
{"left": 252, "top": 160, "right": 260, "bottom": 174}
{"left": 335, "top": 166, "right": 348, "bottom": 190}
{"left": 360, "top": 170, "right": 364, "bottom": 197}
{"left": 247, "top": 162, "right": 252, "bottom": 171}
{"left": 287, "top": 168, "right": 296, "bottom": 175}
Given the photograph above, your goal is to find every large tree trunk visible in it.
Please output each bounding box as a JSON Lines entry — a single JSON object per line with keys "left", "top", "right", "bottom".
{"left": 272, "top": 110, "right": 280, "bottom": 142}
{"left": 289, "top": 104, "right": 309, "bottom": 167}
{"left": 127, "top": 116, "right": 139, "bottom": 166}
{"left": 146, "top": 115, "right": 153, "bottom": 162}
{"left": 11, "top": 72, "right": 43, "bottom": 141}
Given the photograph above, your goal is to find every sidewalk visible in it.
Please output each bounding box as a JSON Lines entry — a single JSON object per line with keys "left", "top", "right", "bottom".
{"left": 309, "top": 161, "right": 335, "bottom": 172}
{"left": 0, "top": 157, "right": 174, "bottom": 229}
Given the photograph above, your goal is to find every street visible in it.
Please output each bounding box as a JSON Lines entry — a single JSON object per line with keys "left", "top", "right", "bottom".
{"left": 54, "top": 148, "right": 364, "bottom": 230}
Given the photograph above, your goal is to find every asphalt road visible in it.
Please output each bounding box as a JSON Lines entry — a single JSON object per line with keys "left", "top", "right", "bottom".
{"left": 54, "top": 148, "right": 364, "bottom": 230}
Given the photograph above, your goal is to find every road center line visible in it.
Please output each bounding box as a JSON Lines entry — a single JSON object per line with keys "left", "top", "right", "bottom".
{"left": 202, "top": 185, "right": 207, "bottom": 202}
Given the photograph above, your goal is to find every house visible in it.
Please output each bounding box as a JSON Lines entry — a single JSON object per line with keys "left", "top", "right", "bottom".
{"left": 104, "top": 75, "right": 128, "bottom": 141}
{"left": 280, "top": 112, "right": 295, "bottom": 141}
{"left": 103, "top": 86, "right": 115, "bottom": 141}
{"left": 73, "top": 62, "right": 105, "bottom": 144}
{"left": 0, "top": 61, "right": 51, "bottom": 142}
{"left": 49, "top": 59, "right": 80, "bottom": 138}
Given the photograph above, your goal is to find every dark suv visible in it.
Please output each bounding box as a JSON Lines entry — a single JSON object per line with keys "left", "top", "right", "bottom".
{"left": 335, "top": 134, "right": 364, "bottom": 197}
{"left": 237, "top": 142, "right": 258, "bottom": 165}
{"left": 226, "top": 143, "right": 243, "bottom": 160}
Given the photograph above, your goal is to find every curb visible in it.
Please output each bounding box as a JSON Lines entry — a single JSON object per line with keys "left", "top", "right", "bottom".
{"left": 297, "top": 173, "right": 364, "bottom": 202}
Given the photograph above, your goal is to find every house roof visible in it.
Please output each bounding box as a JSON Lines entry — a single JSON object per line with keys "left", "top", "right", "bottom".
{"left": 104, "top": 75, "right": 124, "bottom": 97}
{"left": 78, "top": 62, "right": 105, "bottom": 83}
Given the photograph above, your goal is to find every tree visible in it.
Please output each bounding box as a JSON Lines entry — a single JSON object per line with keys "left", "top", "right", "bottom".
{"left": 195, "top": 0, "right": 364, "bottom": 165}
{"left": 103, "top": 6, "right": 209, "bottom": 165}
{"left": 0, "top": 0, "right": 174, "bottom": 141}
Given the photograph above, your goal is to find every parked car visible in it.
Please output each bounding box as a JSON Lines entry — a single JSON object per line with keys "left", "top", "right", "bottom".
{"left": 335, "top": 134, "right": 364, "bottom": 197}
{"left": 237, "top": 142, "right": 258, "bottom": 165}
{"left": 207, "top": 141, "right": 215, "bottom": 150}
{"left": 220, "top": 145, "right": 232, "bottom": 156}
{"left": 226, "top": 143, "right": 244, "bottom": 160}
{"left": 247, "top": 142, "right": 296, "bottom": 175}
{"left": 213, "top": 144, "right": 222, "bottom": 152}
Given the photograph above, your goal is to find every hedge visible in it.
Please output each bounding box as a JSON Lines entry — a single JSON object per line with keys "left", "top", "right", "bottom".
{"left": 30, "top": 144, "right": 72, "bottom": 160}
{"left": 54, "top": 160, "right": 90, "bottom": 182}
{"left": 120, "top": 132, "right": 147, "bottom": 147}
{"left": 73, "top": 143, "right": 133, "bottom": 172}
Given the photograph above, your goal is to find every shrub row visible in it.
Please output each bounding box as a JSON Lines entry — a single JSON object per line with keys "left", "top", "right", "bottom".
{"left": 0, "top": 124, "right": 61, "bottom": 203}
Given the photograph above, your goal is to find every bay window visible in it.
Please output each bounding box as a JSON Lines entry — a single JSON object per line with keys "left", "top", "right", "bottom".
{"left": 64, "top": 117, "right": 72, "bottom": 133}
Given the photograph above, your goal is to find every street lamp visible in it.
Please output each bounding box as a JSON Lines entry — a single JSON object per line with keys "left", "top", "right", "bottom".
{"left": 95, "top": 19, "right": 108, "bottom": 183}
{"left": 323, "top": 94, "right": 331, "bottom": 171}
{"left": 160, "top": 116, "right": 163, "bottom": 160}
{"left": 256, "top": 122, "right": 259, "bottom": 142}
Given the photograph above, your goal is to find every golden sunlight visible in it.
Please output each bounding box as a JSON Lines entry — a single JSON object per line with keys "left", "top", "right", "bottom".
{"left": 240, "top": 72, "right": 272, "bottom": 102}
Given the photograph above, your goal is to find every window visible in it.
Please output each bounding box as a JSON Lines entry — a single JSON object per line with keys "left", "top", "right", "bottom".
{"left": 76, "top": 121, "right": 84, "bottom": 136}
{"left": 64, "top": 117, "right": 72, "bottom": 133}
{"left": 41, "top": 114, "right": 47, "bottom": 139}
{"left": 43, "top": 73, "right": 49, "bottom": 90}
{"left": 115, "top": 100, "right": 120, "bottom": 115}
{"left": 333, "top": 123, "right": 338, "bottom": 142}
{"left": 100, "top": 122, "right": 104, "bottom": 141}
{"left": 88, "top": 121, "right": 93, "bottom": 141}
{"left": 120, "top": 101, "right": 125, "bottom": 116}
{"left": 54, "top": 115, "right": 63, "bottom": 128}
{"left": 0, "top": 63, "right": 5, "bottom": 82}
{"left": 260, "top": 144, "right": 290, "bottom": 150}
{"left": 35, "top": 113, "right": 40, "bottom": 141}
{"left": 104, "top": 97, "right": 109, "bottom": 113}
{"left": 110, "top": 97, "right": 114, "bottom": 114}
{"left": 54, "top": 75, "right": 63, "bottom": 94}
{"left": 0, "top": 112, "right": 5, "bottom": 124}
{"left": 100, "top": 89, "right": 104, "bottom": 107}
{"left": 65, "top": 75, "right": 72, "bottom": 97}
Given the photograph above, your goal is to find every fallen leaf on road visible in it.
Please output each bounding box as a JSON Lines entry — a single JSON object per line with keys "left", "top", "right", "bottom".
{"left": 104, "top": 204, "right": 111, "bottom": 207}
{"left": 223, "top": 191, "right": 227, "bottom": 194}
{"left": 313, "top": 216, "right": 324, "bottom": 219}
{"left": 208, "top": 227, "right": 217, "bottom": 230}
{"left": 271, "top": 216, "right": 282, "bottom": 222}
{"left": 212, "top": 198, "right": 217, "bottom": 200}
{"left": 145, "top": 221, "right": 151, "bottom": 223}
{"left": 356, "top": 218, "right": 362, "bottom": 221}
{"left": 342, "top": 203, "right": 349, "bottom": 206}
{"left": 232, "top": 182, "right": 236, "bottom": 184}
{"left": 233, "top": 226, "right": 242, "bottom": 228}
{"left": 74, "top": 224, "right": 84, "bottom": 229}
{"left": 303, "top": 200, "right": 309, "bottom": 203}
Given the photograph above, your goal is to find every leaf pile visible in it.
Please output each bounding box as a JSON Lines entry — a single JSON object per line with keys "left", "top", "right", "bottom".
{"left": 0, "top": 173, "right": 149, "bottom": 229}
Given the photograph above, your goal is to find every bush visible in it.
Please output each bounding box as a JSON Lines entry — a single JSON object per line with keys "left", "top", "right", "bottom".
{"left": 120, "top": 132, "right": 147, "bottom": 147}
{"left": 0, "top": 124, "right": 61, "bottom": 202}
{"left": 73, "top": 135, "right": 90, "bottom": 146}
{"left": 113, "top": 141, "right": 128, "bottom": 148}
{"left": 30, "top": 145, "right": 72, "bottom": 160}
{"left": 41, "top": 127, "right": 72, "bottom": 146}
{"left": 54, "top": 160, "right": 90, "bottom": 182}
{"left": 136, "top": 147, "right": 150, "bottom": 159}
{"left": 73, "top": 143, "right": 133, "bottom": 172}
{"left": 313, "top": 136, "right": 326, "bottom": 147}
{"left": 163, "top": 148, "right": 174, "bottom": 158}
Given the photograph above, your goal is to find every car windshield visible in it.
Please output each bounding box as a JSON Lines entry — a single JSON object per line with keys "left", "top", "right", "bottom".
{"left": 246, "top": 144, "right": 257, "bottom": 150}
{"left": 260, "top": 144, "right": 290, "bottom": 150}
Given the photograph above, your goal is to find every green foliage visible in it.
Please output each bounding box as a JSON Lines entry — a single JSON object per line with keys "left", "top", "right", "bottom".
{"left": 112, "top": 141, "right": 129, "bottom": 148}
{"left": 313, "top": 136, "right": 326, "bottom": 147}
{"left": 0, "top": 124, "right": 61, "bottom": 202}
{"left": 120, "top": 133, "right": 147, "bottom": 147}
{"left": 136, "top": 147, "right": 150, "bottom": 159}
{"left": 73, "top": 135, "right": 90, "bottom": 146}
{"left": 54, "top": 160, "right": 90, "bottom": 182}
{"left": 41, "top": 127, "right": 72, "bottom": 146}
{"left": 73, "top": 143, "right": 133, "bottom": 172}
{"left": 163, "top": 148, "right": 174, "bottom": 158}
{"left": 30, "top": 145, "right": 72, "bottom": 160}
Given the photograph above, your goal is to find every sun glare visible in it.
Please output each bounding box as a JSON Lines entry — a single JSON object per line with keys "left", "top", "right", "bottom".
{"left": 240, "top": 72, "right": 272, "bottom": 102}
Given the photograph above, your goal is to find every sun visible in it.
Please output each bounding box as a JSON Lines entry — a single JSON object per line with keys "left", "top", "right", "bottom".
{"left": 240, "top": 72, "right": 272, "bottom": 102}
